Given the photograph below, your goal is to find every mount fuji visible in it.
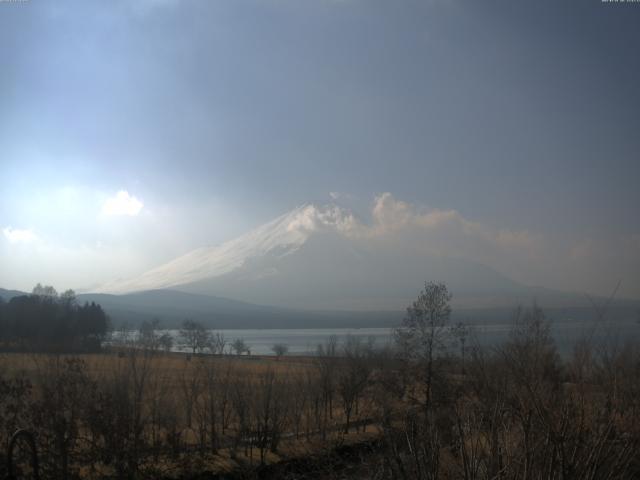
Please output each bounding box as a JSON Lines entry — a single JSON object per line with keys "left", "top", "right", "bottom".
{"left": 94, "top": 203, "right": 568, "bottom": 311}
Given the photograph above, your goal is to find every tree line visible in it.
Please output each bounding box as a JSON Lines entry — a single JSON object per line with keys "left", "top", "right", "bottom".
{"left": 114, "top": 318, "right": 248, "bottom": 356}
{"left": 0, "top": 284, "right": 109, "bottom": 352}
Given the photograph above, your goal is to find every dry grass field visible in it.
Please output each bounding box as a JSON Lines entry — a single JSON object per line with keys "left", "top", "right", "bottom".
{"left": 0, "top": 351, "right": 315, "bottom": 380}
{"left": 0, "top": 349, "right": 385, "bottom": 479}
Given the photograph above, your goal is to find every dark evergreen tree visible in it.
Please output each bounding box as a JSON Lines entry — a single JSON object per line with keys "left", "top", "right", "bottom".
{"left": 0, "top": 285, "right": 109, "bottom": 352}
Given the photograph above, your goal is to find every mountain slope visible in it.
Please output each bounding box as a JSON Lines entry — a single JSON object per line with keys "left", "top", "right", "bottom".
{"left": 97, "top": 205, "right": 315, "bottom": 294}
{"left": 175, "top": 231, "right": 529, "bottom": 310}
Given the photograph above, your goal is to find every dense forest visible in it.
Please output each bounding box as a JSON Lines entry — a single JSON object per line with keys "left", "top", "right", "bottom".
{"left": 0, "top": 284, "right": 109, "bottom": 352}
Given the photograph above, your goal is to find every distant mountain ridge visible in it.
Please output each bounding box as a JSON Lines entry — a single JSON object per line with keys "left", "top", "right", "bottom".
{"left": 76, "top": 289, "right": 402, "bottom": 329}
{"left": 3, "top": 287, "right": 638, "bottom": 330}
{"left": 0, "top": 288, "right": 27, "bottom": 301}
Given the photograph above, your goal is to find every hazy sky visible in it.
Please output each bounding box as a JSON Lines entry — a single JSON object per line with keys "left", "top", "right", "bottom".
{"left": 1, "top": 0, "right": 639, "bottom": 298}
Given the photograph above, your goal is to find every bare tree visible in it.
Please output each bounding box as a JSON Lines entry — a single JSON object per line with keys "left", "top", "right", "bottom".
{"left": 113, "top": 322, "right": 134, "bottom": 348}
{"left": 251, "top": 369, "right": 288, "bottom": 463}
{"left": 196, "top": 357, "right": 222, "bottom": 453}
{"left": 288, "top": 373, "right": 308, "bottom": 439}
{"left": 315, "top": 335, "right": 339, "bottom": 439}
{"left": 138, "top": 318, "right": 162, "bottom": 351}
{"left": 384, "top": 282, "right": 453, "bottom": 480}
{"left": 31, "top": 356, "right": 92, "bottom": 480}
{"left": 229, "top": 377, "right": 251, "bottom": 460}
{"left": 451, "top": 321, "right": 469, "bottom": 374}
{"left": 85, "top": 349, "right": 156, "bottom": 478}
{"left": 231, "top": 338, "right": 248, "bottom": 356}
{"left": 31, "top": 283, "right": 58, "bottom": 300}
{"left": 208, "top": 331, "right": 227, "bottom": 355}
{"left": 271, "top": 343, "right": 288, "bottom": 359}
{"left": 179, "top": 319, "right": 210, "bottom": 354}
{"left": 395, "top": 281, "right": 452, "bottom": 413}
{"left": 179, "top": 361, "right": 202, "bottom": 431}
{"left": 158, "top": 332, "right": 173, "bottom": 353}
{"left": 337, "top": 335, "right": 372, "bottom": 433}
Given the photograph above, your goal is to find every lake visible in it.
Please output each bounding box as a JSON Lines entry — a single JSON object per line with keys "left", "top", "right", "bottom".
{"left": 161, "top": 319, "right": 640, "bottom": 356}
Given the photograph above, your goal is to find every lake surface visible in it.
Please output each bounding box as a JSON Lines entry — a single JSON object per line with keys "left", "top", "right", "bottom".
{"left": 162, "top": 319, "right": 640, "bottom": 356}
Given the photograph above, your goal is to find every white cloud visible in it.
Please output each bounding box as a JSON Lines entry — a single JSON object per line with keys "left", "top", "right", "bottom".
{"left": 368, "top": 192, "right": 540, "bottom": 252}
{"left": 371, "top": 192, "right": 414, "bottom": 231}
{"left": 2, "top": 227, "right": 39, "bottom": 244}
{"left": 287, "top": 205, "right": 362, "bottom": 235}
{"left": 102, "top": 190, "right": 144, "bottom": 216}
{"left": 285, "top": 194, "right": 541, "bottom": 270}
